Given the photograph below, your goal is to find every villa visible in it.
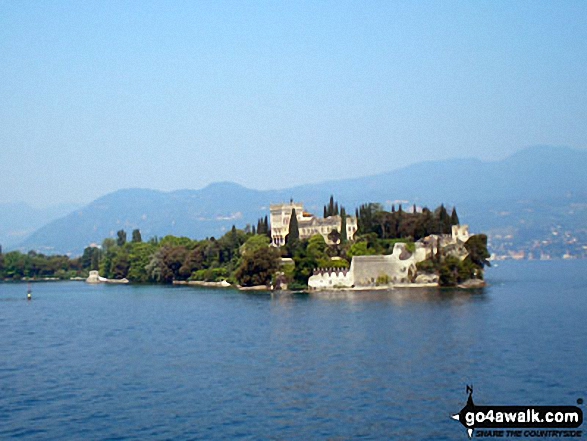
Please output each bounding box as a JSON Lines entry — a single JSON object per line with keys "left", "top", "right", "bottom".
{"left": 270, "top": 202, "right": 358, "bottom": 246}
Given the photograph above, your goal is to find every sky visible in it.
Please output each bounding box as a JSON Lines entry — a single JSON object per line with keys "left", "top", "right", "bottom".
{"left": 1, "top": 1, "right": 586, "bottom": 208}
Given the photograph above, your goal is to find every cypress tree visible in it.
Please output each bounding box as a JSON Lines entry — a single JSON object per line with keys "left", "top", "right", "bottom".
{"left": 340, "top": 207, "right": 347, "bottom": 244}
{"left": 131, "top": 229, "right": 142, "bottom": 243}
{"left": 231, "top": 225, "right": 238, "bottom": 244}
{"left": 422, "top": 208, "right": 433, "bottom": 237}
{"left": 396, "top": 205, "right": 403, "bottom": 238}
{"left": 450, "top": 207, "right": 460, "bottom": 226}
{"left": 437, "top": 205, "right": 444, "bottom": 233}
{"left": 286, "top": 208, "right": 299, "bottom": 244}
{"left": 116, "top": 230, "right": 127, "bottom": 247}
{"left": 438, "top": 204, "right": 451, "bottom": 234}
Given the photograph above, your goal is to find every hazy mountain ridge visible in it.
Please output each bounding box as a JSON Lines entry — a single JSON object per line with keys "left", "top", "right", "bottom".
{"left": 0, "top": 202, "right": 81, "bottom": 249}
{"left": 297, "top": 146, "right": 587, "bottom": 205}
{"left": 14, "top": 146, "right": 587, "bottom": 256}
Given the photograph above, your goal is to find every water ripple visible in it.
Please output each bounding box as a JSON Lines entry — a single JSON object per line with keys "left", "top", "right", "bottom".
{"left": 0, "top": 261, "right": 586, "bottom": 439}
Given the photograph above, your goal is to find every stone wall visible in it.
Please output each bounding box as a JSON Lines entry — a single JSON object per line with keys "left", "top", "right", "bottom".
{"left": 308, "top": 242, "right": 428, "bottom": 289}
{"left": 452, "top": 224, "right": 470, "bottom": 243}
{"left": 307, "top": 227, "right": 471, "bottom": 290}
{"left": 308, "top": 268, "right": 354, "bottom": 289}
{"left": 351, "top": 249, "right": 418, "bottom": 287}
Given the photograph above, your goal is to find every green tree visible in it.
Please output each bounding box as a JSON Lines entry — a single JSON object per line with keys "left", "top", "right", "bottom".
{"left": 264, "top": 215, "right": 270, "bottom": 237}
{"left": 464, "top": 234, "right": 490, "bottom": 269}
{"left": 286, "top": 207, "right": 299, "bottom": 247}
{"left": 145, "top": 248, "right": 165, "bottom": 282}
{"left": 438, "top": 255, "right": 460, "bottom": 287}
{"left": 327, "top": 228, "right": 340, "bottom": 244}
{"left": 357, "top": 202, "right": 384, "bottom": 235}
{"left": 128, "top": 242, "right": 155, "bottom": 282}
{"left": 131, "top": 229, "right": 142, "bottom": 243}
{"left": 81, "top": 246, "right": 102, "bottom": 271}
{"left": 110, "top": 250, "right": 130, "bottom": 279}
{"left": 179, "top": 246, "right": 206, "bottom": 279}
{"left": 255, "top": 217, "right": 270, "bottom": 236}
{"left": 347, "top": 241, "right": 376, "bottom": 258}
{"left": 159, "top": 235, "right": 195, "bottom": 249}
{"left": 340, "top": 207, "right": 347, "bottom": 244}
{"left": 306, "top": 234, "right": 328, "bottom": 259}
{"left": 116, "top": 230, "right": 127, "bottom": 247}
{"left": 240, "top": 235, "right": 271, "bottom": 256}
{"left": 328, "top": 195, "right": 335, "bottom": 217}
{"left": 90, "top": 249, "right": 101, "bottom": 271}
{"left": 102, "top": 238, "right": 116, "bottom": 253}
{"left": 290, "top": 239, "right": 317, "bottom": 286}
{"left": 161, "top": 246, "right": 189, "bottom": 282}
{"left": 450, "top": 207, "right": 460, "bottom": 226}
{"left": 3, "top": 251, "right": 27, "bottom": 279}
{"left": 81, "top": 246, "right": 94, "bottom": 269}
{"left": 437, "top": 204, "right": 451, "bottom": 234}
{"left": 99, "top": 250, "right": 115, "bottom": 278}
{"left": 235, "top": 246, "right": 280, "bottom": 287}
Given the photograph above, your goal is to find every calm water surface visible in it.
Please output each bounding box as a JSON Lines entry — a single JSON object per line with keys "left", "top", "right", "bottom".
{"left": 0, "top": 260, "right": 586, "bottom": 440}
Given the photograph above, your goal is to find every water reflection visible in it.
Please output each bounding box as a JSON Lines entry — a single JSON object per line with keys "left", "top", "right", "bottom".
{"left": 306, "top": 287, "right": 486, "bottom": 306}
{"left": 269, "top": 290, "right": 309, "bottom": 305}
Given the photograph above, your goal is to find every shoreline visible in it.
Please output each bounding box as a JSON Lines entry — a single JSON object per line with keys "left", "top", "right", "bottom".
{"left": 1, "top": 278, "right": 485, "bottom": 290}
{"left": 172, "top": 280, "right": 231, "bottom": 288}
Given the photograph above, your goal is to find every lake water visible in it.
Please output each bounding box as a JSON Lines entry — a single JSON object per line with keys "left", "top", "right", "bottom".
{"left": 1, "top": 260, "right": 586, "bottom": 440}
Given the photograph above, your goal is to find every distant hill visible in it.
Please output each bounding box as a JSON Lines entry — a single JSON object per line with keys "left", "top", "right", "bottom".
{"left": 0, "top": 202, "right": 81, "bottom": 250}
{"left": 16, "top": 184, "right": 272, "bottom": 255}
{"left": 289, "top": 145, "right": 587, "bottom": 205}
{"left": 15, "top": 146, "right": 587, "bottom": 256}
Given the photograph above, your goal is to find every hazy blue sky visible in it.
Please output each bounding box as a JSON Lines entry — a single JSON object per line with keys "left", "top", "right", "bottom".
{"left": 1, "top": 1, "right": 586, "bottom": 207}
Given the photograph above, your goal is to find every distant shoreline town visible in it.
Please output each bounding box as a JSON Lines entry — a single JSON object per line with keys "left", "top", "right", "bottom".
{"left": 0, "top": 196, "right": 490, "bottom": 291}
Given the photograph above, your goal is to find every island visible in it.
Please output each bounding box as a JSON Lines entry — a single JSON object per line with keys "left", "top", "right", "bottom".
{"left": 0, "top": 196, "right": 489, "bottom": 291}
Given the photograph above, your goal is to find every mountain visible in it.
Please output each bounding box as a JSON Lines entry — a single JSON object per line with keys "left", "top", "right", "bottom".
{"left": 15, "top": 184, "right": 271, "bottom": 255}
{"left": 0, "top": 202, "right": 81, "bottom": 250}
{"left": 289, "top": 145, "right": 587, "bottom": 205}
{"left": 15, "top": 146, "right": 587, "bottom": 256}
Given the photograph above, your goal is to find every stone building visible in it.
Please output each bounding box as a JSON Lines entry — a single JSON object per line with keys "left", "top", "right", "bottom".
{"left": 308, "top": 225, "right": 471, "bottom": 289}
{"left": 270, "top": 202, "right": 358, "bottom": 246}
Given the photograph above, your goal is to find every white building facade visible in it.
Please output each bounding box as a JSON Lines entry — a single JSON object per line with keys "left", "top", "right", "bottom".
{"left": 270, "top": 202, "right": 358, "bottom": 246}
